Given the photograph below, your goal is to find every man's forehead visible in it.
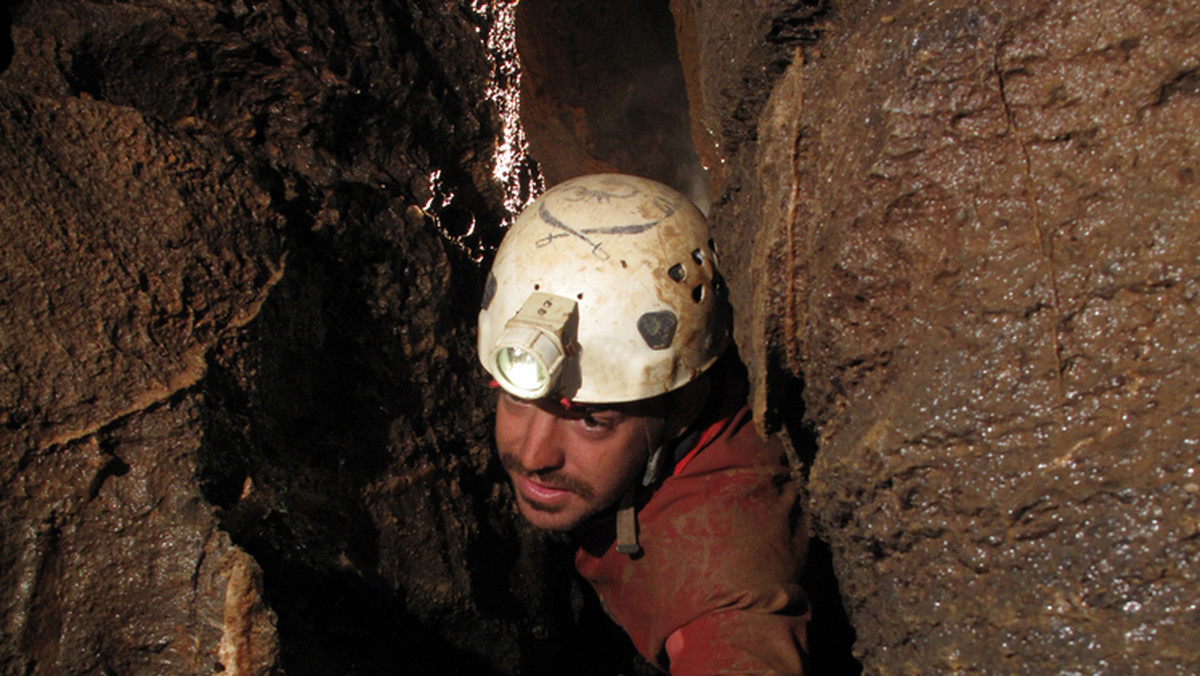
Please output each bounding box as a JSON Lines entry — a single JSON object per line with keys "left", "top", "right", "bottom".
{"left": 553, "top": 397, "right": 664, "bottom": 418}
{"left": 493, "top": 384, "right": 661, "bottom": 418}
{"left": 535, "top": 397, "right": 615, "bottom": 417}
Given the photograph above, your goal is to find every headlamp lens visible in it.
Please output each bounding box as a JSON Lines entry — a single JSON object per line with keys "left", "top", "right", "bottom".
{"left": 494, "top": 345, "right": 549, "bottom": 397}
{"left": 489, "top": 291, "right": 576, "bottom": 400}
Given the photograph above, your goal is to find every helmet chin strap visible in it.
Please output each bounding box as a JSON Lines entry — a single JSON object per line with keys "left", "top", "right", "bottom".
{"left": 613, "top": 376, "right": 709, "bottom": 557}
{"left": 615, "top": 441, "right": 663, "bottom": 556}
{"left": 615, "top": 487, "right": 641, "bottom": 556}
{"left": 614, "top": 436, "right": 681, "bottom": 556}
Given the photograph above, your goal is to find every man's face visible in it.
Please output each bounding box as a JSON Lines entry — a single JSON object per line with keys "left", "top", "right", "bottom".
{"left": 494, "top": 391, "right": 665, "bottom": 532}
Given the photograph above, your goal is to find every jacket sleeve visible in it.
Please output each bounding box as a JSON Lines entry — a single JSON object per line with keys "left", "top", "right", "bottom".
{"left": 650, "top": 464, "right": 810, "bottom": 674}
{"left": 666, "top": 583, "right": 810, "bottom": 675}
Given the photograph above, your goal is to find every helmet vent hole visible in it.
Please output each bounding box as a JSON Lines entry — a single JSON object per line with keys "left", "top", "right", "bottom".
{"left": 637, "top": 311, "right": 678, "bottom": 350}
{"left": 577, "top": 292, "right": 584, "bottom": 300}
{"left": 692, "top": 284, "right": 705, "bottom": 303}
{"left": 534, "top": 284, "right": 541, "bottom": 290}
{"left": 691, "top": 248, "right": 704, "bottom": 265}
{"left": 668, "top": 263, "right": 686, "bottom": 282}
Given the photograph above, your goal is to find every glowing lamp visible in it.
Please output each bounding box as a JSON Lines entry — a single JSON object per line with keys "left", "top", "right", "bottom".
{"left": 490, "top": 292, "right": 576, "bottom": 400}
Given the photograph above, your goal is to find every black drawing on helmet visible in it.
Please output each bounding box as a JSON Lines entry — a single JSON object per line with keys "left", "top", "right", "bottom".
{"left": 536, "top": 182, "right": 680, "bottom": 260}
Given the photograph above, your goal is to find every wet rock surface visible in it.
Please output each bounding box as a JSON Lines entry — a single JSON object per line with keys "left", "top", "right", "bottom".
{"left": 1, "top": 0, "right": 626, "bottom": 674}
{"left": 736, "top": 1, "right": 1200, "bottom": 672}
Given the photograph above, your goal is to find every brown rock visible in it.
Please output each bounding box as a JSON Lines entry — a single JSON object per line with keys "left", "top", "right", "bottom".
{"left": 735, "top": 2, "right": 1200, "bottom": 672}
{"left": 2, "top": 397, "right": 277, "bottom": 674}
{"left": 0, "top": 87, "right": 285, "bottom": 454}
{"left": 1, "top": 0, "right": 604, "bottom": 674}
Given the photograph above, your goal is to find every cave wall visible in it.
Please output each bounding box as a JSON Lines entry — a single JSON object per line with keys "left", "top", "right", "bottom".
{"left": 729, "top": 1, "right": 1200, "bottom": 673}
{"left": 0, "top": 1, "right": 633, "bottom": 674}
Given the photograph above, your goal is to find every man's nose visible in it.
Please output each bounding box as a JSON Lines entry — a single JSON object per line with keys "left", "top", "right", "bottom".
{"left": 515, "top": 407, "right": 566, "bottom": 473}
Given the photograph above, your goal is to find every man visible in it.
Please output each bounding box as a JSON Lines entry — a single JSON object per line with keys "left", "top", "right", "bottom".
{"left": 478, "top": 174, "right": 809, "bottom": 674}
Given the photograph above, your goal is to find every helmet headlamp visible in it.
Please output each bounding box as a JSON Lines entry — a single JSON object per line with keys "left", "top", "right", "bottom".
{"left": 490, "top": 292, "right": 577, "bottom": 400}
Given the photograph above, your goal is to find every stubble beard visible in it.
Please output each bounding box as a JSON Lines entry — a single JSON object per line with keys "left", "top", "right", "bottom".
{"left": 499, "top": 453, "right": 606, "bottom": 530}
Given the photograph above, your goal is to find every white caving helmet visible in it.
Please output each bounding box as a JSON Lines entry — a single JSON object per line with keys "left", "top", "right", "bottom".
{"left": 478, "top": 173, "right": 729, "bottom": 404}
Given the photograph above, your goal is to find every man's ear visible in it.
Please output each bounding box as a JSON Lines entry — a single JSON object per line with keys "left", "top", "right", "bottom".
{"left": 665, "top": 376, "right": 711, "bottom": 439}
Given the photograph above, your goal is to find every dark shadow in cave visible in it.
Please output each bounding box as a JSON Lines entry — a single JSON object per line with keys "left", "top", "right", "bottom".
{"left": 776, "top": 368, "right": 863, "bottom": 675}
{"left": 514, "top": 0, "right": 708, "bottom": 206}
{"left": 196, "top": 227, "right": 409, "bottom": 671}
{"left": 195, "top": 175, "right": 508, "bottom": 673}
{"left": 0, "top": 4, "right": 14, "bottom": 76}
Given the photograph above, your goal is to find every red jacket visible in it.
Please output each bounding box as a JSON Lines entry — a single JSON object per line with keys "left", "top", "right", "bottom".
{"left": 574, "top": 396, "right": 810, "bottom": 674}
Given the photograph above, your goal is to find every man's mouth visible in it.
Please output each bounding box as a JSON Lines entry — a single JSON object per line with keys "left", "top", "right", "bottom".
{"left": 514, "top": 474, "right": 574, "bottom": 508}
{"left": 501, "top": 461, "right": 595, "bottom": 513}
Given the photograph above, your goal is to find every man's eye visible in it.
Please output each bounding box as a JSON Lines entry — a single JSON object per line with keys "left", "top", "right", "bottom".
{"left": 579, "top": 413, "right": 619, "bottom": 431}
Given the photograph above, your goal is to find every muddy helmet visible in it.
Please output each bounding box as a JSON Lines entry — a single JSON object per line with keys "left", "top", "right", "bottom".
{"left": 478, "top": 173, "right": 729, "bottom": 403}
